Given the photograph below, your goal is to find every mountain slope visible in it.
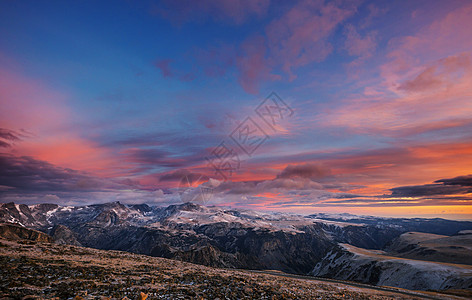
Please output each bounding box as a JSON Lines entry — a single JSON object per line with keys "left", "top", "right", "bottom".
{"left": 0, "top": 223, "right": 52, "bottom": 243}
{"left": 308, "top": 213, "right": 472, "bottom": 236}
{"left": 311, "top": 243, "right": 472, "bottom": 291}
{"left": 385, "top": 231, "right": 472, "bottom": 265}
{"left": 0, "top": 237, "right": 456, "bottom": 299}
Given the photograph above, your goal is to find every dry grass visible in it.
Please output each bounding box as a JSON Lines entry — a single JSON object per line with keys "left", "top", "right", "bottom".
{"left": 0, "top": 238, "right": 432, "bottom": 299}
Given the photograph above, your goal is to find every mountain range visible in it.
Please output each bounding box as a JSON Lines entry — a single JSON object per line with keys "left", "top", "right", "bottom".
{"left": 1, "top": 201, "right": 471, "bottom": 292}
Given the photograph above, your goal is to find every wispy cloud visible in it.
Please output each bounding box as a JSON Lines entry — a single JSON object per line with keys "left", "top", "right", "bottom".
{"left": 152, "top": 0, "right": 359, "bottom": 93}
{"left": 151, "top": 0, "right": 270, "bottom": 26}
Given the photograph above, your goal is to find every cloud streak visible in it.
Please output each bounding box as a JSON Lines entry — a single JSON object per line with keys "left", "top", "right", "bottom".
{"left": 152, "top": 0, "right": 270, "bottom": 26}
{"left": 153, "top": 0, "right": 359, "bottom": 93}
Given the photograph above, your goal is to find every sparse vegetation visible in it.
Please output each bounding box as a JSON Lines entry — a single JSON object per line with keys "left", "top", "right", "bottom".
{"left": 0, "top": 238, "right": 426, "bottom": 299}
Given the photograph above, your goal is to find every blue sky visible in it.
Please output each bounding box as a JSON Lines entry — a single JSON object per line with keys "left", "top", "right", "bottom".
{"left": 1, "top": 0, "right": 472, "bottom": 219}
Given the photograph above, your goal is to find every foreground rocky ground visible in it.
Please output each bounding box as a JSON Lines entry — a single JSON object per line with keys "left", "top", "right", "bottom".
{"left": 0, "top": 238, "right": 452, "bottom": 300}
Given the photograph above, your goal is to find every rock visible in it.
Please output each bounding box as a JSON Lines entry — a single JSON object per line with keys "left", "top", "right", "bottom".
{"left": 138, "top": 292, "right": 148, "bottom": 300}
{"left": 50, "top": 225, "right": 82, "bottom": 246}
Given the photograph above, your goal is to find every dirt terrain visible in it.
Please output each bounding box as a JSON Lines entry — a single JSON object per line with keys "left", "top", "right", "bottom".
{"left": 0, "top": 238, "right": 458, "bottom": 300}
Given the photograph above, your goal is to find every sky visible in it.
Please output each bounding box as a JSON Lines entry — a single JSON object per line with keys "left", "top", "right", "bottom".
{"left": 1, "top": 0, "right": 472, "bottom": 220}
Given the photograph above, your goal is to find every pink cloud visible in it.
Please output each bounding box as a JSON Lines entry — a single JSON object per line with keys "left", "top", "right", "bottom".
{"left": 154, "top": 59, "right": 197, "bottom": 82}
{"left": 344, "top": 24, "right": 376, "bottom": 58}
{"left": 322, "top": 2, "right": 472, "bottom": 137}
{"left": 0, "top": 68, "right": 69, "bottom": 131}
{"left": 286, "top": 140, "right": 472, "bottom": 194}
{"left": 0, "top": 65, "right": 125, "bottom": 177}
{"left": 154, "top": 59, "right": 173, "bottom": 78}
{"left": 235, "top": 0, "right": 358, "bottom": 93}
{"left": 153, "top": 1, "right": 359, "bottom": 94}
{"left": 265, "top": 0, "right": 356, "bottom": 80}
{"left": 398, "top": 53, "right": 471, "bottom": 92}
{"left": 383, "top": 2, "right": 472, "bottom": 89}
{"left": 343, "top": 24, "right": 377, "bottom": 75}
{"left": 236, "top": 35, "right": 280, "bottom": 94}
